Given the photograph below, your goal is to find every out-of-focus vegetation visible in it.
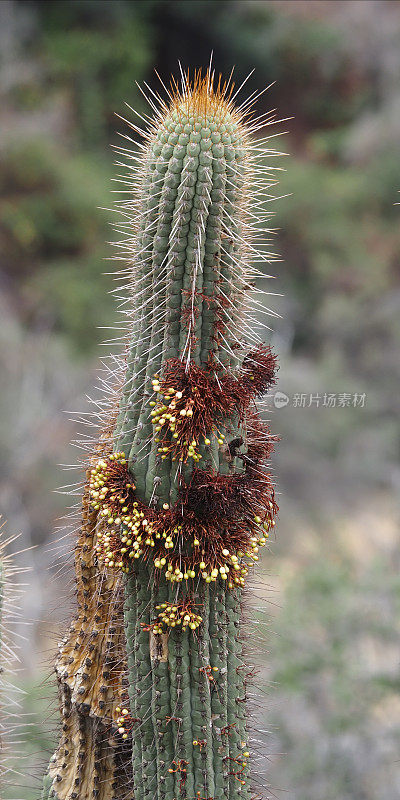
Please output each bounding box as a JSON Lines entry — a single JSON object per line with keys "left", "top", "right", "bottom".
{"left": 0, "top": 1, "right": 399, "bottom": 798}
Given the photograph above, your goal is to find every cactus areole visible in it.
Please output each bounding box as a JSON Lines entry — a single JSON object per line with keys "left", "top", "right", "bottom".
{"left": 44, "top": 70, "right": 280, "bottom": 800}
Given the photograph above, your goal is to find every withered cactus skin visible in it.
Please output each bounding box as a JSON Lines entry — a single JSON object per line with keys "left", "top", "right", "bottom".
{"left": 43, "top": 70, "right": 279, "bottom": 800}
{"left": 43, "top": 486, "right": 132, "bottom": 799}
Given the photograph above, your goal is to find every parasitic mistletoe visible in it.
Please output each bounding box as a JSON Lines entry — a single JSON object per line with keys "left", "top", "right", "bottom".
{"left": 42, "top": 68, "right": 282, "bottom": 800}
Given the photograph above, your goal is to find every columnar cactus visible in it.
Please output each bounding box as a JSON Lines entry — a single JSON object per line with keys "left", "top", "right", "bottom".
{"left": 43, "top": 69, "right": 280, "bottom": 800}
{"left": 0, "top": 527, "right": 26, "bottom": 796}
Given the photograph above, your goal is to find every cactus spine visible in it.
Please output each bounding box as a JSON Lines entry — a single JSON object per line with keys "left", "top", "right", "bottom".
{"left": 0, "top": 527, "right": 26, "bottom": 796}
{"left": 43, "top": 69, "right": 279, "bottom": 800}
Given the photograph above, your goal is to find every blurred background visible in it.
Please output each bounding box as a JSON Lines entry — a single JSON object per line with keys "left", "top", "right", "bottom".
{"left": 0, "top": 1, "right": 399, "bottom": 798}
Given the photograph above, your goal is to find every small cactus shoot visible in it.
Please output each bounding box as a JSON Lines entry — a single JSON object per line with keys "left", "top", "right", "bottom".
{"left": 43, "top": 68, "right": 280, "bottom": 800}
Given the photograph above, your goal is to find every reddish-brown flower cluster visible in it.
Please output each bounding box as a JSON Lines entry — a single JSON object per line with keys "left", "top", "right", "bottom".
{"left": 149, "top": 345, "right": 277, "bottom": 463}
{"left": 89, "top": 347, "right": 278, "bottom": 589}
{"left": 89, "top": 417, "right": 277, "bottom": 589}
{"left": 240, "top": 345, "right": 278, "bottom": 397}
{"left": 141, "top": 600, "right": 203, "bottom": 634}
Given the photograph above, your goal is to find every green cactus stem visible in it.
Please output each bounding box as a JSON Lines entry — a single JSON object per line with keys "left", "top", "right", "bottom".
{"left": 106, "top": 70, "right": 279, "bottom": 800}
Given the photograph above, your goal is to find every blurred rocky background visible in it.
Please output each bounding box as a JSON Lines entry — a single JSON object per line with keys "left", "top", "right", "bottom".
{"left": 0, "top": 1, "right": 399, "bottom": 797}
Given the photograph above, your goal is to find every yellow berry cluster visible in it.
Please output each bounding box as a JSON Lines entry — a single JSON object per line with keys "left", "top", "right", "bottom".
{"left": 230, "top": 743, "right": 251, "bottom": 785}
{"left": 95, "top": 500, "right": 156, "bottom": 572}
{"left": 114, "top": 704, "right": 130, "bottom": 739}
{"left": 88, "top": 458, "right": 196, "bottom": 580}
{"left": 149, "top": 603, "right": 202, "bottom": 634}
{"left": 88, "top": 454, "right": 276, "bottom": 590}
{"left": 89, "top": 451, "right": 129, "bottom": 511}
{"left": 150, "top": 376, "right": 225, "bottom": 462}
{"left": 200, "top": 664, "right": 219, "bottom": 683}
{"left": 89, "top": 452, "right": 159, "bottom": 572}
{"left": 161, "top": 555, "right": 196, "bottom": 582}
